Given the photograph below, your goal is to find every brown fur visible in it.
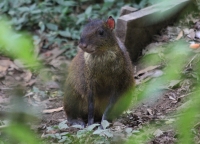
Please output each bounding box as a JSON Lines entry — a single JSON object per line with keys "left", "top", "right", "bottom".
{"left": 64, "top": 17, "right": 135, "bottom": 125}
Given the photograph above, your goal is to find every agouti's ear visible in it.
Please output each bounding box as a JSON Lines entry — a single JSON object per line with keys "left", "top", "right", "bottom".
{"left": 106, "top": 16, "right": 115, "bottom": 30}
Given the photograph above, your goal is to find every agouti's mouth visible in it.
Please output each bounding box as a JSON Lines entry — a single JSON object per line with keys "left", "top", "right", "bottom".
{"left": 79, "top": 44, "right": 95, "bottom": 53}
{"left": 82, "top": 49, "right": 95, "bottom": 54}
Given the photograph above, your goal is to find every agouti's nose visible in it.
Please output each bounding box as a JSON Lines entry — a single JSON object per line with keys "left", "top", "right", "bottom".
{"left": 79, "top": 43, "right": 87, "bottom": 49}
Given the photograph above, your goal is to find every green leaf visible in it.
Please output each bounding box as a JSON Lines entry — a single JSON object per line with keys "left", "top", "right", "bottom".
{"left": 101, "top": 120, "right": 110, "bottom": 129}
{"left": 39, "top": 21, "right": 45, "bottom": 32}
{"left": 76, "top": 129, "right": 87, "bottom": 138}
{"left": 86, "top": 124, "right": 100, "bottom": 131}
{"left": 17, "top": 16, "right": 26, "bottom": 24}
{"left": 58, "top": 120, "right": 69, "bottom": 129}
{"left": 76, "top": 16, "right": 85, "bottom": 25}
{"left": 58, "top": 136, "right": 67, "bottom": 143}
{"left": 104, "top": 0, "right": 115, "bottom": 2}
{"left": 71, "top": 124, "right": 84, "bottom": 129}
{"left": 60, "top": 132, "right": 69, "bottom": 136}
{"left": 125, "top": 128, "right": 133, "bottom": 134}
{"left": 18, "top": 7, "right": 29, "bottom": 12}
{"left": 30, "top": 4, "right": 36, "bottom": 10}
{"left": 0, "top": 20, "right": 42, "bottom": 68}
{"left": 59, "top": 30, "right": 71, "bottom": 37}
{"left": 168, "top": 80, "right": 181, "bottom": 89}
{"left": 8, "top": 10, "right": 15, "bottom": 16}
{"left": 31, "top": 10, "right": 41, "bottom": 14}
{"left": 6, "top": 123, "right": 41, "bottom": 144}
{"left": 93, "top": 129, "right": 105, "bottom": 135}
{"left": 46, "top": 23, "right": 58, "bottom": 31}
{"left": 85, "top": 6, "right": 92, "bottom": 16}
{"left": 104, "top": 130, "right": 113, "bottom": 138}
{"left": 56, "top": 0, "right": 77, "bottom": 6}
{"left": 33, "top": 86, "right": 39, "bottom": 93}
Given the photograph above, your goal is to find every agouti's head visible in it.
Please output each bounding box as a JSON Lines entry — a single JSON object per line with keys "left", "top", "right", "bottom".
{"left": 79, "top": 16, "right": 116, "bottom": 54}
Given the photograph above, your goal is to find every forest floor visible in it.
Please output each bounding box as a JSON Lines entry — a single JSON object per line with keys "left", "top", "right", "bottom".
{"left": 1, "top": 10, "right": 200, "bottom": 144}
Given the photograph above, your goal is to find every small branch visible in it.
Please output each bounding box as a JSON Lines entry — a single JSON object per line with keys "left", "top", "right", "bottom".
{"left": 186, "top": 54, "right": 198, "bottom": 68}
{"left": 43, "top": 107, "right": 63, "bottom": 114}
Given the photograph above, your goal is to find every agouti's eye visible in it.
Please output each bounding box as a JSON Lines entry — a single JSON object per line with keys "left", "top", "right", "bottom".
{"left": 98, "top": 29, "right": 104, "bottom": 36}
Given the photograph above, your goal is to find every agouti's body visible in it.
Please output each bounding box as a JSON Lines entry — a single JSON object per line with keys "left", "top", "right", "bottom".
{"left": 64, "top": 16, "right": 135, "bottom": 126}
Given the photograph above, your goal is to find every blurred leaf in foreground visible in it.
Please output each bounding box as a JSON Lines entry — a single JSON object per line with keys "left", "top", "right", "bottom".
{"left": 0, "top": 19, "right": 42, "bottom": 70}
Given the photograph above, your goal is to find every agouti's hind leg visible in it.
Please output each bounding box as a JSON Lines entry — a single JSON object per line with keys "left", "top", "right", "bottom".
{"left": 64, "top": 91, "right": 87, "bottom": 127}
{"left": 67, "top": 117, "right": 86, "bottom": 127}
{"left": 64, "top": 107, "right": 86, "bottom": 127}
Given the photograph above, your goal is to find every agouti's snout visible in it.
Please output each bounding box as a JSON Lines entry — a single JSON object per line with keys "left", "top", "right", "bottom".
{"left": 79, "top": 42, "right": 87, "bottom": 49}
{"left": 79, "top": 42, "right": 95, "bottom": 53}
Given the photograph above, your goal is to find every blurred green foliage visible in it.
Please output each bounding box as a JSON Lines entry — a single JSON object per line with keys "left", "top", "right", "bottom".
{"left": 5, "top": 123, "right": 41, "bottom": 144}
{"left": 0, "top": 0, "right": 127, "bottom": 58}
{"left": 123, "top": 35, "right": 200, "bottom": 143}
{"left": 0, "top": 0, "right": 159, "bottom": 59}
{"left": 0, "top": 20, "right": 41, "bottom": 68}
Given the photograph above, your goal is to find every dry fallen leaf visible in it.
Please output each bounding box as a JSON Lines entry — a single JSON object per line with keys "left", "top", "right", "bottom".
{"left": 151, "top": 70, "right": 163, "bottom": 78}
{"left": 49, "top": 56, "right": 68, "bottom": 68}
{"left": 0, "top": 60, "right": 12, "bottom": 67}
{"left": 25, "top": 79, "right": 36, "bottom": 86}
{"left": 187, "top": 29, "right": 195, "bottom": 40}
{"left": 175, "top": 30, "right": 183, "bottom": 40}
{"left": 0, "top": 65, "right": 7, "bottom": 78}
{"left": 190, "top": 43, "right": 200, "bottom": 49}
{"left": 153, "top": 129, "right": 163, "bottom": 137}
{"left": 167, "top": 27, "right": 181, "bottom": 36}
{"left": 40, "top": 48, "right": 67, "bottom": 62}
{"left": 183, "top": 28, "right": 190, "bottom": 35}
{"left": 0, "top": 65, "right": 8, "bottom": 72}
{"left": 113, "top": 122, "right": 124, "bottom": 127}
{"left": 165, "top": 118, "right": 175, "bottom": 124}
{"left": 13, "top": 59, "right": 25, "bottom": 69}
{"left": 0, "top": 97, "right": 10, "bottom": 104}
{"left": 154, "top": 35, "right": 169, "bottom": 42}
{"left": 0, "top": 59, "right": 19, "bottom": 70}
{"left": 0, "top": 60, "right": 20, "bottom": 78}
{"left": 43, "top": 107, "right": 63, "bottom": 114}
{"left": 23, "top": 70, "right": 32, "bottom": 82}
{"left": 147, "top": 108, "right": 153, "bottom": 115}
{"left": 142, "top": 43, "right": 164, "bottom": 55}
{"left": 168, "top": 96, "right": 176, "bottom": 101}
{"left": 135, "top": 65, "right": 160, "bottom": 77}
{"left": 135, "top": 65, "right": 163, "bottom": 85}
{"left": 168, "top": 80, "right": 181, "bottom": 88}
{"left": 45, "top": 80, "right": 60, "bottom": 89}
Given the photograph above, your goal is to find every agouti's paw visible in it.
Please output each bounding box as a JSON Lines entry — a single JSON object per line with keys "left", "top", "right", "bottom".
{"left": 67, "top": 119, "right": 86, "bottom": 127}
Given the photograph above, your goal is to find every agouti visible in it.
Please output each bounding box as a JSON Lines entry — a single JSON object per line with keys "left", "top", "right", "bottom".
{"left": 64, "top": 16, "right": 135, "bottom": 126}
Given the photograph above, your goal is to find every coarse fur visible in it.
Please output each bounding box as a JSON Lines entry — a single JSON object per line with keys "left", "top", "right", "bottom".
{"left": 64, "top": 16, "right": 135, "bottom": 125}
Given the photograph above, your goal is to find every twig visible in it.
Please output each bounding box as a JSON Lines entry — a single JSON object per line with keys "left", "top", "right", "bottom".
{"left": 0, "top": 88, "right": 13, "bottom": 90}
{"left": 194, "top": 121, "right": 200, "bottom": 128}
{"left": 179, "top": 93, "right": 192, "bottom": 98}
{"left": 43, "top": 107, "right": 63, "bottom": 114}
{"left": 179, "top": 90, "right": 200, "bottom": 98}
{"left": 186, "top": 54, "right": 198, "bottom": 68}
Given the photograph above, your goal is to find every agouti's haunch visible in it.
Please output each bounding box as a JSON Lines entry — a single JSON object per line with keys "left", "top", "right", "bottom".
{"left": 64, "top": 16, "right": 135, "bottom": 126}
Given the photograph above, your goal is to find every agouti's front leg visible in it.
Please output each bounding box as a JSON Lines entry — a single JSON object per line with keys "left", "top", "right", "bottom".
{"left": 88, "top": 87, "right": 94, "bottom": 125}
{"left": 101, "top": 92, "right": 118, "bottom": 123}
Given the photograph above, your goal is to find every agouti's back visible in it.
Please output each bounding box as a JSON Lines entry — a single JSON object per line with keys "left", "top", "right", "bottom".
{"left": 64, "top": 16, "right": 135, "bottom": 126}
